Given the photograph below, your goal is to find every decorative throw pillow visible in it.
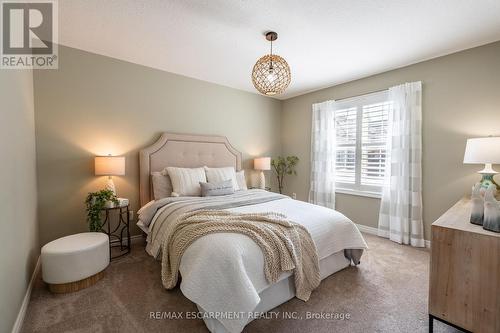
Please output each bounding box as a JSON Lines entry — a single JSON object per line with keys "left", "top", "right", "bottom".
{"left": 165, "top": 167, "right": 206, "bottom": 197}
{"left": 200, "top": 180, "right": 234, "bottom": 197}
{"left": 236, "top": 170, "right": 248, "bottom": 190}
{"left": 151, "top": 172, "right": 173, "bottom": 199}
{"left": 204, "top": 166, "right": 239, "bottom": 191}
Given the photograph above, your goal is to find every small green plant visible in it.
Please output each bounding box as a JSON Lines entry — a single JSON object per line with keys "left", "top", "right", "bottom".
{"left": 271, "top": 156, "right": 299, "bottom": 194}
{"left": 85, "top": 189, "right": 118, "bottom": 232}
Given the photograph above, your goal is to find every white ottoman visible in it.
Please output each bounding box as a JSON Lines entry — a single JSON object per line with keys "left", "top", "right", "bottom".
{"left": 41, "top": 232, "right": 109, "bottom": 293}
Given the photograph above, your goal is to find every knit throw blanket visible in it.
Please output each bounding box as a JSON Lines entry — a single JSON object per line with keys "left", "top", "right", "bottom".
{"left": 161, "top": 210, "right": 321, "bottom": 301}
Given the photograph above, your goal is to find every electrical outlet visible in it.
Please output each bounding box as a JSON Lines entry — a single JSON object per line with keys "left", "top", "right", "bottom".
{"left": 292, "top": 193, "right": 297, "bottom": 200}
{"left": 129, "top": 211, "right": 134, "bottom": 221}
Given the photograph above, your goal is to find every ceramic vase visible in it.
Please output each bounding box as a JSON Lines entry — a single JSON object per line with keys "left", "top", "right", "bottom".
{"left": 470, "top": 183, "right": 484, "bottom": 225}
{"left": 483, "top": 184, "right": 500, "bottom": 233}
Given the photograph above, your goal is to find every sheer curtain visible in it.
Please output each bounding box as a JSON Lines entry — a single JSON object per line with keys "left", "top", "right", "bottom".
{"left": 309, "top": 100, "right": 336, "bottom": 209}
{"left": 378, "top": 81, "right": 425, "bottom": 247}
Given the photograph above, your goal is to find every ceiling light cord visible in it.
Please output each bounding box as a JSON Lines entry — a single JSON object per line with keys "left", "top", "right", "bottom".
{"left": 269, "top": 39, "right": 274, "bottom": 70}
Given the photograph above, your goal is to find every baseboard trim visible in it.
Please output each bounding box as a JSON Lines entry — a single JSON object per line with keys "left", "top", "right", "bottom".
{"left": 355, "top": 223, "right": 379, "bottom": 236}
{"left": 110, "top": 234, "right": 145, "bottom": 246}
{"left": 12, "top": 256, "right": 40, "bottom": 333}
{"left": 355, "top": 223, "right": 431, "bottom": 248}
{"left": 129, "top": 234, "right": 144, "bottom": 244}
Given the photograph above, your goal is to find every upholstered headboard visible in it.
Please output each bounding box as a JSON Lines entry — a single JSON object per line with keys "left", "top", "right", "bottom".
{"left": 139, "top": 132, "right": 242, "bottom": 206}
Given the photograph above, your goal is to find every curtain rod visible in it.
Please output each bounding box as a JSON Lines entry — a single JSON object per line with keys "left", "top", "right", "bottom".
{"left": 334, "top": 88, "right": 389, "bottom": 102}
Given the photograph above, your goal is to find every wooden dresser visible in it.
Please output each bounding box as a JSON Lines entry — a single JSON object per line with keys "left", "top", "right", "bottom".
{"left": 429, "top": 197, "right": 500, "bottom": 333}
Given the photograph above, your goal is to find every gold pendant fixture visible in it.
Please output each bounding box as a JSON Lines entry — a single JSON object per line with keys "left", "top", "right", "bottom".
{"left": 251, "top": 31, "right": 291, "bottom": 96}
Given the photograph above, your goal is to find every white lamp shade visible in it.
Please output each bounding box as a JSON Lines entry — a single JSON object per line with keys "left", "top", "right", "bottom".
{"left": 95, "top": 156, "right": 125, "bottom": 176}
{"left": 254, "top": 157, "right": 271, "bottom": 171}
{"left": 463, "top": 137, "right": 500, "bottom": 164}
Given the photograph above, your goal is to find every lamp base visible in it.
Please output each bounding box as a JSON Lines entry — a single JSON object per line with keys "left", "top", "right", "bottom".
{"left": 105, "top": 177, "right": 117, "bottom": 196}
{"left": 478, "top": 163, "right": 499, "bottom": 191}
{"left": 258, "top": 171, "right": 266, "bottom": 190}
{"left": 479, "top": 173, "right": 500, "bottom": 191}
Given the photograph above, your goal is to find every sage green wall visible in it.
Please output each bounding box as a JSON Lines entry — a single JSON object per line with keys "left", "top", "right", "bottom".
{"left": 0, "top": 69, "right": 38, "bottom": 332}
{"left": 281, "top": 41, "right": 500, "bottom": 241}
{"left": 34, "top": 45, "right": 282, "bottom": 246}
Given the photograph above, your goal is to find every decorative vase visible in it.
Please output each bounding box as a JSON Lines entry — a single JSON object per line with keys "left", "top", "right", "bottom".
{"left": 470, "top": 183, "right": 484, "bottom": 225}
{"left": 483, "top": 185, "right": 500, "bottom": 233}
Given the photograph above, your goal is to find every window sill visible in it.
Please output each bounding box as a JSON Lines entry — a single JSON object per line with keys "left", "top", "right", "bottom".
{"left": 335, "top": 188, "right": 382, "bottom": 199}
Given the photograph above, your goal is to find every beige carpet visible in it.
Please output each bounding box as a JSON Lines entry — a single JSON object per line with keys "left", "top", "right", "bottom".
{"left": 21, "top": 234, "right": 459, "bottom": 333}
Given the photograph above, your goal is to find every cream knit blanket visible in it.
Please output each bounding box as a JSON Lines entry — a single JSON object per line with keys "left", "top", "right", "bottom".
{"left": 161, "top": 209, "right": 321, "bottom": 301}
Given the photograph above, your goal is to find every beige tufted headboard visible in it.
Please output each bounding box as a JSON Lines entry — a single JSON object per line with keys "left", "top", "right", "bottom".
{"left": 139, "top": 132, "right": 242, "bottom": 206}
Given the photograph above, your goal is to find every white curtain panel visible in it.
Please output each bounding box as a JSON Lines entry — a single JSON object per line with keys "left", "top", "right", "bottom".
{"left": 378, "top": 81, "right": 425, "bottom": 247}
{"left": 309, "top": 100, "right": 336, "bottom": 209}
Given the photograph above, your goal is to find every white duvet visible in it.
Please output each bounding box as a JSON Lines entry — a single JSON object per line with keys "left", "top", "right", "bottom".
{"left": 145, "top": 196, "right": 367, "bottom": 333}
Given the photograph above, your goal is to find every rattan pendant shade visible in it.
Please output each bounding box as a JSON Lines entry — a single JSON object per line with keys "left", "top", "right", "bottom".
{"left": 252, "top": 32, "right": 291, "bottom": 96}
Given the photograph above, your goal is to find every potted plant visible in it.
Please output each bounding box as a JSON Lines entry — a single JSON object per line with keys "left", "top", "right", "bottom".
{"left": 85, "top": 189, "right": 119, "bottom": 232}
{"left": 271, "top": 156, "right": 299, "bottom": 194}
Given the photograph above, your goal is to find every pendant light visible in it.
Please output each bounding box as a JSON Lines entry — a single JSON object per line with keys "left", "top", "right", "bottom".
{"left": 251, "top": 31, "right": 291, "bottom": 96}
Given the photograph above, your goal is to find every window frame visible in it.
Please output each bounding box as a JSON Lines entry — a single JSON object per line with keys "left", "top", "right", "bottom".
{"left": 334, "top": 90, "right": 390, "bottom": 199}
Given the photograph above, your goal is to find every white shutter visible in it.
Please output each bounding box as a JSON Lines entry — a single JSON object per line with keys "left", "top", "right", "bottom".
{"left": 333, "top": 91, "right": 391, "bottom": 197}
{"left": 361, "top": 102, "right": 390, "bottom": 187}
{"left": 335, "top": 107, "right": 357, "bottom": 184}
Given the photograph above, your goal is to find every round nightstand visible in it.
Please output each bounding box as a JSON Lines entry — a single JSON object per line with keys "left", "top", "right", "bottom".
{"left": 99, "top": 204, "right": 130, "bottom": 260}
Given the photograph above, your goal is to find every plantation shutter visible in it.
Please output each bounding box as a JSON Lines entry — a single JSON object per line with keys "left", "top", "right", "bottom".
{"left": 333, "top": 90, "right": 392, "bottom": 196}
{"left": 334, "top": 107, "right": 357, "bottom": 184}
{"left": 361, "top": 101, "right": 390, "bottom": 187}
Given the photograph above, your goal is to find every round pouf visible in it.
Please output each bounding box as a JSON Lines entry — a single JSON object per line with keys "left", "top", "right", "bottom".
{"left": 41, "top": 232, "right": 109, "bottom": 293}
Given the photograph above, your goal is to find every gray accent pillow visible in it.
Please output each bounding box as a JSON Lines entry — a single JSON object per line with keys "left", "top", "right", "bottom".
{"left": 200, "top": 179, "right": 235, "bottom": 197}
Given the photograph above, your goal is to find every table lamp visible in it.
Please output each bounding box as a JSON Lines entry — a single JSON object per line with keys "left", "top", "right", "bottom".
{"left": 254, "top": 157, "right": 271, "bottom": 190}
{"left": 463, "top": 137, "right": 500, "bottom": 190}
{"left": 95, "top": 155, "right": 125, "bottom": 195}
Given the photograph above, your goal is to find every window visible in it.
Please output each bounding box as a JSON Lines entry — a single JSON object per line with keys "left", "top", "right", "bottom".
{"left": 334, "top": 91, "right": 391, "bottom": 197}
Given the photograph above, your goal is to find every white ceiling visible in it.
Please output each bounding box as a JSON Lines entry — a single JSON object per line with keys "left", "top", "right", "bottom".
{"left": 59, "top": 0, "right": 500, "bottom": 99}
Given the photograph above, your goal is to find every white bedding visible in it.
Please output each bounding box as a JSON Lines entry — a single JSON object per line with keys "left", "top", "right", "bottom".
{"left": 200, "top": 251, "right": 351, "bottom": 333}
{"left": 142, "top": 195, "right": 367, "bottom": 333}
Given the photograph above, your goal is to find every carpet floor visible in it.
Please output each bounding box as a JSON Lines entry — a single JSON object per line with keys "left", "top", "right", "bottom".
{"left": 21, "top": 233, "right": 459, "bottom": 333}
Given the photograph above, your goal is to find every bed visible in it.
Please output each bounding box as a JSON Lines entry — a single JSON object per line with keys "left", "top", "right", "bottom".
{"left": 137, "top": 132, "right": 367, "bottom": 333}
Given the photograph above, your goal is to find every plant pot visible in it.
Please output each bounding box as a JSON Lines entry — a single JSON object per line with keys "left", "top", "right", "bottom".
{"left": 104, "top": 200, "right": 116, "bottom": 209}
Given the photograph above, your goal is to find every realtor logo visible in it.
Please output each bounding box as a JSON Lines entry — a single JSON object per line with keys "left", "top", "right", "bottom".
{"left": 1, "top": 0, "right": 58, "bottom": 69}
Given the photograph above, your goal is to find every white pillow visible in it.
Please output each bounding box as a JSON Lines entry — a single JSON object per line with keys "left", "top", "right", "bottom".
{"left": 165, "top": 167, "right": 206, "bottom": 197}
{"left": 236, "top": 170, "right": 248, "bottom": 190}
{"left": 204, "top": 166, "right": 239, "bottom": 191}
